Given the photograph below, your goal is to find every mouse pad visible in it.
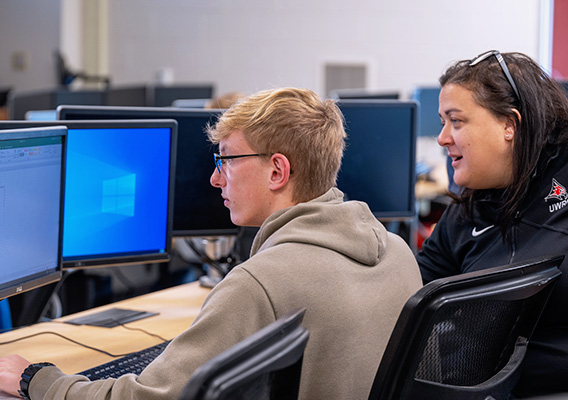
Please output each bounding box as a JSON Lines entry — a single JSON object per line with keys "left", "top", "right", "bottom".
{"left": 64, "top": 308, "right": 158, "bottom": 328}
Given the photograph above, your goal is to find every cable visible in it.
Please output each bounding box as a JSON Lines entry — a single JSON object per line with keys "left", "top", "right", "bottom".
{"left": 0, "top": 321, "right": 170, "bottom": 358}
{"left": 0, "top": 331, "right": 132, "bottom": 358}
{"left": 185, "top": 238, "right": 230, "bottom": 277}
{"left": 110, "top": 266, "right": 139, "bottom": 293}
{"left": 107, "top": 320, "right": 169, "bottom": 342}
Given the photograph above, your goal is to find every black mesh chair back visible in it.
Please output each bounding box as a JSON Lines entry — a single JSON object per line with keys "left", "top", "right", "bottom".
{"left": 368, "top": 255, "right": 564, "bottom": 400}
{"left": 179, "top": 308, "right": 309, "bottom": 400}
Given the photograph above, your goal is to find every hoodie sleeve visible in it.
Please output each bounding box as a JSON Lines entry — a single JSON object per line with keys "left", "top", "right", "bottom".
{"left": 29, "top": 268, "right": 276, "bottom": 400}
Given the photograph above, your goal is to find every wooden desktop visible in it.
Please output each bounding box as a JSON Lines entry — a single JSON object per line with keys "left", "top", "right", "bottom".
{"left": 0, "top": 281, "right": 211, "bottom": 374}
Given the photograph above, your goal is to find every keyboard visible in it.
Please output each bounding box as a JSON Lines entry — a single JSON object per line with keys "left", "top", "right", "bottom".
{"left": 78, "top": 340, "right": 171, "bottom": 380}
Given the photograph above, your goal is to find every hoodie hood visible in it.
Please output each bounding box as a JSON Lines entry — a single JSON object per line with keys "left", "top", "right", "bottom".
{"left": 250, "top": 188, "right": 387, "bottom": 266}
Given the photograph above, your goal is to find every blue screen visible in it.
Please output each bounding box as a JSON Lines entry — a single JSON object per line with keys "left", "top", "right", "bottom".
{"left": 58, "top": 107, "right": 239, "bottom": 236}
{"left": 63, "top": 127, "right": 171, "bottom": 260}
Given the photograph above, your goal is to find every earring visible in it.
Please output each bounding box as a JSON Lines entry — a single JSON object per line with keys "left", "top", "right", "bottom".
{"left": 505, "top": 134, "right": 511, "bottom": 139}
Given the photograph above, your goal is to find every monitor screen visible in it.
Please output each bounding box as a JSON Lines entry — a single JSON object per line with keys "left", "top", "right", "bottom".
{"left": 411, "top": 86, "right": 441, "bottom": 137}
{"left": 337, "top": 100, "right": 417, "bottom": 219}
{"left": 0, "top": 120, "right": 177, "bottom": 269}
{"left": 7, "top": 88, "right": 105, "bottom": 120}
{"left": 57, "top": 106, "right": 240, "bottom": 237}
{"left": 105, "top": 85, "right": 147, "bottom": 107}
{"left": 104, "top": 85, "right": 215, "bottom": 107}
{"left": 0, "top": 126, "right": 65, "bottom": 300}
{"left": 330, "top": 89, "right": 400, "bottom": 100}
{"left": 149, "top": 84, "right": 214, "bottom": 106}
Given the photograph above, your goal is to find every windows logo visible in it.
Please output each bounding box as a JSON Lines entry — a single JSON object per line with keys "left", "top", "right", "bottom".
{"left": 102, "top": 174, "right": 136, "bottom": 216}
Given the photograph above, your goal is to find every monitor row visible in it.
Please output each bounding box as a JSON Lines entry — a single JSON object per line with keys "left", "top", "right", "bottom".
{"left": 0, "top": 100, "right": 417, "bottom": 301}
{"left": 6, "top": 84, "right": 215, "bottom": 120}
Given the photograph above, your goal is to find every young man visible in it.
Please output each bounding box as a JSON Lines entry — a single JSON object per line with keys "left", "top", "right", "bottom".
{"left": 0, "top": 87, "right": 421, "bottom": 399}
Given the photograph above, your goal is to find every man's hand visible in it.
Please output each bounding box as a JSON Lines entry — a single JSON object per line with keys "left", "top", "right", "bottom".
{"left": 0, "top": 355, "right": 31, "bottom": 396}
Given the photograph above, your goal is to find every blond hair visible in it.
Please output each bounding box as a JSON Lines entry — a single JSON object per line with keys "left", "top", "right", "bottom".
{"left": 207, "top": 87, "right": 346, "bottom": 202}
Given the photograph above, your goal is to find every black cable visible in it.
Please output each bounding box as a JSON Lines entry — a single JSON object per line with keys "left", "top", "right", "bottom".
{"left": 38, "top": 269, "right": 76, "bottom": 321}
{"left": 0, "top": 320, "right": 170, "bottom": 358}
{"left": 0, "top": 331, "right": 132, "bottom": 358}
{"left": 110, "top": 266, "right": 139, "bottom": 293}
{"left": 108, "top": 320, "right": 169, "bottom": 342}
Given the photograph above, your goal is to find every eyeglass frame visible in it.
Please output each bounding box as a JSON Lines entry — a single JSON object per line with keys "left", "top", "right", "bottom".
{"left": 213, "top": 153, "right": 266, "bottom": 173}
{"left": 468, "top": 50, "right": 521, "bottom": 103}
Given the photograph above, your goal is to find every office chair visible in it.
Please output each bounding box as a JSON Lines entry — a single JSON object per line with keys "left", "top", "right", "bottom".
{"left": 54, "top": 50, "right": 110, "bottom": 88}
{"left": 368, "top": 255, "right": 564, "bottom": 400}
{"left": 179, "top": 308, "right": 309, "bottom": 400}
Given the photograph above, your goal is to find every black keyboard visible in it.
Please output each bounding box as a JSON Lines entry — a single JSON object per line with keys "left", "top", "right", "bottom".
{"left": 78, "top": 340, "right": 171, "bottom": 380}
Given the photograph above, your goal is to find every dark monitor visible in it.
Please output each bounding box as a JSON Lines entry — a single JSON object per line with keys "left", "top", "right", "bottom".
{"left": 411, "top": 86, "right": 441, "bottom": 137}
{"left": 105, "top": 85, "right": 147, "bottom": 107}
{"left": 0, "top": 120, "right": 177, "bottom": 269}
{"left": 330, "top": 89, "right": 400, "bottom": 100}
{"left": 57, "top": 105, "right": 240, "bottom": 237}
{"left": 0, "top": 126, "right": 65, "bottom": 300}
{"left": 7, "top": 88, "right": 106, "bottom": 120}
{"left": 149, "top": 84, "right": 215, "bottom": 106}
{"left": 105, "top": 84, "right": 215, "bottom": 107}
{"left": 337, "top": 100, "right": 417, "bottom": 219}
{"left": 7, "top": 88, "right": 52, "bottom": 120}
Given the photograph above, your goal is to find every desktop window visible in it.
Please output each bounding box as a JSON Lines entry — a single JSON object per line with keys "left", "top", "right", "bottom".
{"left": 0, "top": 127, "right": 64, "bottom": 300}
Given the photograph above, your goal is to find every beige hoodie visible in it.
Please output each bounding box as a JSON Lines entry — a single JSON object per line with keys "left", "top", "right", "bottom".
{"left": 31, "top": 188, "right": 422, "bottom": 400}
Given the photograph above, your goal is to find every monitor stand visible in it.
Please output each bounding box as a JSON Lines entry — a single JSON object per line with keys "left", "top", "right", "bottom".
{"left": 198, "top": 236, "right": 237, "bottom": 288}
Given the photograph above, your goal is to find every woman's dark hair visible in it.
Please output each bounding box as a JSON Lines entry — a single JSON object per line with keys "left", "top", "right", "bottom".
{"left": 440, "top": 51, "right": 568, "bottom": 237}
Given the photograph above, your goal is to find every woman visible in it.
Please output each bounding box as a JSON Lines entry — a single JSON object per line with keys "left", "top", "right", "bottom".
{"left": 417, "top": 50, "right": 568, "bottom": 398}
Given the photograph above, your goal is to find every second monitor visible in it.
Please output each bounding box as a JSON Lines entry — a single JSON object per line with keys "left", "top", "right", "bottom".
{"left": 0, "top": 120, "right": 177, "bottom": 269}
{"left": 57, "top": 106, "right": 240, "bottom": 237}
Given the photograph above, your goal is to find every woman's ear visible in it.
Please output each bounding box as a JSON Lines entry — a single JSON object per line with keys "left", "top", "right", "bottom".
{"left": 505, "top": 108, "right": 521, "bottom": 141}
{"left": 268, "top": 153, "right": 292, "bottom": 191}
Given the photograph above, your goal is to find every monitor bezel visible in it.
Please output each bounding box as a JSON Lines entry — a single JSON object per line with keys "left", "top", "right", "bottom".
{"left": 336, "top": 99, "right": 418, "bottom": 220}
{"left": 0, "top": 119, "right": 178, "bottom": 270}
{"left": 57, "top": 105, "right": 242, "bottom": 238}
{"left": 0, "top": 125, "right": 66, "bottom": 300}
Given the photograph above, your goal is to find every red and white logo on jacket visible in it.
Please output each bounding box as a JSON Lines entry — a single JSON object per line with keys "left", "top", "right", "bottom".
{"left": 546, "top": 178, "right": 568, "bottom": 213}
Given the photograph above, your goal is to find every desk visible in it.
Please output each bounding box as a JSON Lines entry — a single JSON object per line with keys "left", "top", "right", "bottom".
{"left": 0, "top": 281, "right": 211, "bottom": 374}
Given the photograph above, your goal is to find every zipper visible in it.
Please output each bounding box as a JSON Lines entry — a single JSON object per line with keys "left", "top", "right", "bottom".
{"left": 508, "top": 211, "right": 520, "bottom": 263}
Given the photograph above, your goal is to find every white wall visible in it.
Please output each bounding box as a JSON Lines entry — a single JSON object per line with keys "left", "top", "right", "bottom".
{"left": 104, "top": 0, "right": 543, "bottom": 99}
{"left": 0, "top": 0, "right": 60, "bottom": 91}
{"left": 0, "top": 0, "right": 546, "bottom": 98}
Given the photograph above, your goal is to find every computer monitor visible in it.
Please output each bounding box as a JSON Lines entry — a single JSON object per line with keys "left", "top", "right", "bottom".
{"left": 7, "top": 88, "right": 106, "bottom": 120}
{"left": 411, "top": 86, "right": 441, "bottom": 137}
{"left": 0, "top": 120, "right": 177, "bottom": 269}
{"left": 0, "top": 126, "right": 65, "bottom": 300}
{"left": 25, "top": 110, "right": 58, "bottom": 121}
{"left": 337, "top": 100, "right": 417, "bottom": 219}
{"left": 105, "top": 85, "right": 147, "bottom": 107}
{"left": 329, "top": 89, "right": 400, "bottom": 100}
{"left": 56, "top": 105, "right": 240, "bottom": 237}
{"left": 105, "top": 84, "right": 215, "bottom": 107}
{"left": 149, "top": 84, "right": 214, "bottom": 106}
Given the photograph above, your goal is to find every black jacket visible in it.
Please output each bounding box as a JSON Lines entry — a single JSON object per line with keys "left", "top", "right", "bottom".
{"left": 417, "top": 147, "right": 568, "bottom": 398}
